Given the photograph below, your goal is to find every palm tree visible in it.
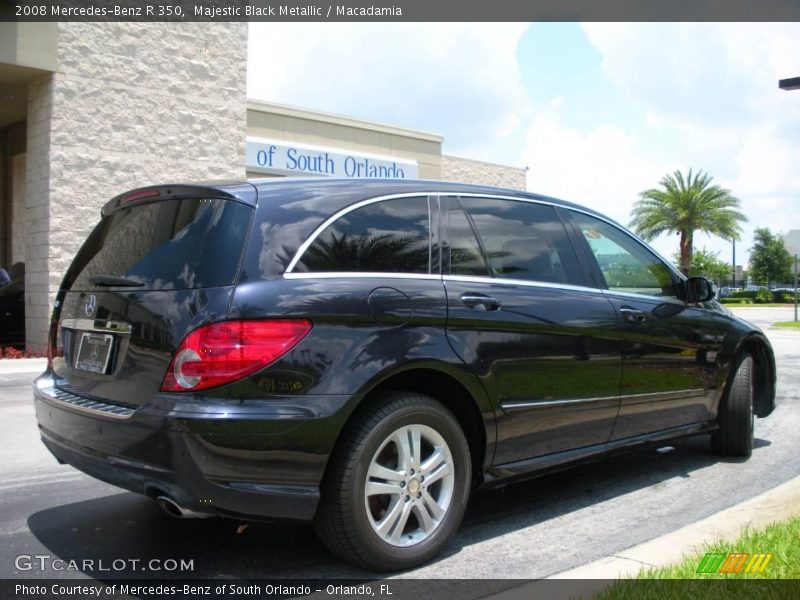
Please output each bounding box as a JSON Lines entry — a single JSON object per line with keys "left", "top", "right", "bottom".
{"left": 630, "top": 169, "right": 747, "bottom": 275}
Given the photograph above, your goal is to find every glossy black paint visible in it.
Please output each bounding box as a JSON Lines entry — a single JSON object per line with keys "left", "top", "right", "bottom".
{"left": 34, "top": 178, "right": 776, "bottom": 523}
{"left": 0, "top": 276, "right": 24, "bottom": 347}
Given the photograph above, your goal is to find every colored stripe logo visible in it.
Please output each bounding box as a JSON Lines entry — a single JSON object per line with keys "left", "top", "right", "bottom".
{"left": 696, "top": 552, "right": 773, "bottom": 574}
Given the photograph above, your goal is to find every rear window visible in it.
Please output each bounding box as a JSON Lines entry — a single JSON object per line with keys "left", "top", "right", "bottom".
{"left": 64, "top": 198, "right": 253, "bottom": 291}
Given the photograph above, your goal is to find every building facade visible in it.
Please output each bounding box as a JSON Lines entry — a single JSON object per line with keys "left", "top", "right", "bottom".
{"left": 1, "top": 23, "right": 525, "bottom": 349}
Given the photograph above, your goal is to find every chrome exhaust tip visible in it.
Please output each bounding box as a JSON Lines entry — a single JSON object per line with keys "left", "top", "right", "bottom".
{"left": 155, "top": 495, "right": 211, "bottom": 519}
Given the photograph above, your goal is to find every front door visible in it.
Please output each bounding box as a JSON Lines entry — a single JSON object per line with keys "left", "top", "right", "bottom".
{"left": 441, "top": 195, "right": 622, "bottom": 465}
{"left": 567, "top": 210, "right": 727, "bottom": 439}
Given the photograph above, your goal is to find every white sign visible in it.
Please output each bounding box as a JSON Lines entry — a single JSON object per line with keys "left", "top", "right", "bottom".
{"left": 784, "top": 229, "right": 800, "bottom": 255}
{"left": 246, "top": 137, "right": 418, "bottom": 179}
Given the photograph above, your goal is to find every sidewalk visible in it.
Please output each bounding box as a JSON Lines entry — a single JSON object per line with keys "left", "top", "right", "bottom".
{"left": 549, "top": 475, "right": 800, "bottom": 579}
{"left": 0, "top": 357, "right": 46, "bottom": 375}
{"left": 488, "top": 477, "right": 800, "bottom": 599}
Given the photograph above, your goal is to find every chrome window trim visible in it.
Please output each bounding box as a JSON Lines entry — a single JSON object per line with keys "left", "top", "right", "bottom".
{"left": 601, "top": 289, "right": 686, "bottom": 304}
{"left": 284, "top": 188, "right": 684, "bottom": 290}
{"left": 443, "top": 274, "right": 603, "bottom": 295}
{"left": 284, "top": 272, "right": 443, "bottom": 281}
{"left": 285, "top": 192, "right": 438, "bottom": 274}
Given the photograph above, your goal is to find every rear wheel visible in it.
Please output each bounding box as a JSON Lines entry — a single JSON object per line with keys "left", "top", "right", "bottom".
{"left": 314, "top": 392, "right": 471, "bottom": 571}
{"left": 712, "top": 353, "right": 754, "bottom": 457}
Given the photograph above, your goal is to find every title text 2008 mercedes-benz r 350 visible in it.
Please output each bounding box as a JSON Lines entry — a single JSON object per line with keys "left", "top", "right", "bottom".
{"left": 34, "top": 179, "right": 775, "bottom": 570}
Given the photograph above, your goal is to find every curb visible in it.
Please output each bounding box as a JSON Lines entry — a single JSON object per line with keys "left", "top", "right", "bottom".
{"left": 488, "top": 476, "right": 800, "bottom": 599}
{"left": 550, "top": 475, "right": 800, "bottom": 579}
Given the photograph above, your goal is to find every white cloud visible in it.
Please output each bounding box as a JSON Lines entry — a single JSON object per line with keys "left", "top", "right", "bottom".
{"left": 573, "top": 23, "right": 800, "bottom": 265}
{"left": 248, "top": 23, "right": 800, "bottom": 268}
{"left": 248, "top": 23, "right": 530, "bottom": 160}
{"left": 523, "top": 103, "right": 667, "bottom": 227}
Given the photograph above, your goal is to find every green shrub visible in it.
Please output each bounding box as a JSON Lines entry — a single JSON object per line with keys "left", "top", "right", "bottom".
{"left": 720, "top": 298, "right": 753, "bottom": 305}
{"left": 730, "top": 290, "right": 757, "bottom": 299}
{"left": 774, "top": 292, "right": 797, "bottom": 303}
{"left": 755, "top": 289, "right": 774, "bottom": 303}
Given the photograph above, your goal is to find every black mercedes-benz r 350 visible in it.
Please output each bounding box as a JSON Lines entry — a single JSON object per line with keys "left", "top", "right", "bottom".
{"left": 33, "top": 179, "right": 775, "bottom": 570}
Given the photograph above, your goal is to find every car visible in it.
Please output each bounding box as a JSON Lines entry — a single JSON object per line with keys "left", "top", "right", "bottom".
{"left": 0, "top": 265, "right": 25, "bottom": 349}
{"left": 33, "top": 179, "right": 776, "bottom": 571}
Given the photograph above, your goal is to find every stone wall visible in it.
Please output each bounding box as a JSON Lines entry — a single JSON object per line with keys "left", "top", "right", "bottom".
{"left": 24, "top": 23, "right": 248, "bottom": 347}
{"left": 441, "top": 154, "right": 526, "bottom": 190}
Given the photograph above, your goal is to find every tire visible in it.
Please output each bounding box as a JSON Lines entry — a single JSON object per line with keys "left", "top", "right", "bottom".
{"left": 712, "top": 353, "right": 754, "bottom": 457}
{"left": 314, "top": 391, "right": 471, "bottom": 571}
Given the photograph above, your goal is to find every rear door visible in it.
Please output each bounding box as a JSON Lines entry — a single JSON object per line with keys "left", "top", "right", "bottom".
{"left": 51, "top": 185, "right": 256, "bottom": 406}
{"left": 566, "top": 210, "right": 729, "bottom": 439}
{"left": 441, "top": 195, "right": 622, "bottom": 465}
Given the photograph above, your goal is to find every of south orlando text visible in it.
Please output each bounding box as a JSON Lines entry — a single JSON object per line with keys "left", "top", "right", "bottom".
{"left": 196, "top": 5, "right": 403, "bottom": 17}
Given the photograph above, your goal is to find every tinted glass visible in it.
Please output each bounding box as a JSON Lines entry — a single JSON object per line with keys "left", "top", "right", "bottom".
{"left": 571, "top": 211, "right": 678, "bottom": 297}
{"left": 457, "top": 197, "right": 584, "bottom": 286}
{"left": 64, "top": 198, "right": 253, "bottom": 291}
{"left": 296, "top": 196, "right": 431, "bottom": 274}
{"left": 448, "top": 202, "right": 489, "bottom": 276}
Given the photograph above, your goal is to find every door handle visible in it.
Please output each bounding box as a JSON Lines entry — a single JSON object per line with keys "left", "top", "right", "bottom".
{"left": 620, "top": 307, "right": 646, "bottom": 323}
{"left": 460, "top": 293, "right": 501, "bottom": 311}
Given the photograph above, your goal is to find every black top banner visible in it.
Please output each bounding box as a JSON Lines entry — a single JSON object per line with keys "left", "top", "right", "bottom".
{"left": 3, "top": 0, "right": 800, "bottom": 22}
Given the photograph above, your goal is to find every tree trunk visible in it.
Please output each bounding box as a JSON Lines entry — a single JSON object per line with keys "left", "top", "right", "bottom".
{"left": 679, "top": 229, "right": 693, "bottom": 276}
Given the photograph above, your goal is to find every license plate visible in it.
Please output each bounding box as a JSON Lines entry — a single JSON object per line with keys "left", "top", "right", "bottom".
{"left": 75, "top": 332, "right": 114, "bottom": 374}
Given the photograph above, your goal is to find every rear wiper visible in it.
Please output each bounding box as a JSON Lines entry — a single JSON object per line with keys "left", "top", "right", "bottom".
{"left": 88, "top": 274, "right": 145, "bottom": 287}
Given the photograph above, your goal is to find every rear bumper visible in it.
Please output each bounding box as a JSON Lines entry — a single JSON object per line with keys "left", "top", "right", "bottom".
{"left": 33, "top": 373, "right": 355, "bottom": 522}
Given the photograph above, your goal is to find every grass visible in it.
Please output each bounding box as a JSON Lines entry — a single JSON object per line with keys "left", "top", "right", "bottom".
{"left": 726, "top": 303, "right": 796, "bottom": 308}
{"left": 593, "top": 517, "right": 800, "bottom": 600}
{"left": 773, "top": 321, "right": 800, "bottom": 329}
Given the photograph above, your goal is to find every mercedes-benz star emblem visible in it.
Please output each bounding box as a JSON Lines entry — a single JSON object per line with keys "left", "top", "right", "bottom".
{"left": 83, "top": 294, "right": 97, "bottom": 317}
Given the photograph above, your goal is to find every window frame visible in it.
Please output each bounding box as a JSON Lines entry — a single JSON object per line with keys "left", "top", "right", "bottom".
{"left": 283, "top": 190, "right": 686, "bottom": 298}
{"left": 285, "top": 193, "right": 438, "bottom": 277}
{"left": 442, "top": 194, "right": 590, "bottom": 289}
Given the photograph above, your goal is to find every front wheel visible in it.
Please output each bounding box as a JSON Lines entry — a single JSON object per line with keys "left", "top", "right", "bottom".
{"left": 712, "top": 353, "right": 754, "bottom": 457}
{"left": 314, "top": 392, "right": 471, "bottom": 571}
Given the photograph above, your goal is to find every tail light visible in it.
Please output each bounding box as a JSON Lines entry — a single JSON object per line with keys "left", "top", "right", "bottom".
{"left": 160, "top": 320, "right": 312, "bottom": 392}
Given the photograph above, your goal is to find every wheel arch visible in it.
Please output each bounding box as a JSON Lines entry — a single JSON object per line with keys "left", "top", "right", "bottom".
{"left": 325, "top": 364, "right": 495, "bottom": 489}
{"left": 731, "top": 333, "right": 776, "bottom": 418}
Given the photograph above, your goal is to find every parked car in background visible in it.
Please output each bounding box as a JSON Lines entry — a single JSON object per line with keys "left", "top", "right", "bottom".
{"left": 0, "top": 263, "right": 25, "bottom": 349}
{"left": 33, "top": 179, "right": 776, "bottom": 570}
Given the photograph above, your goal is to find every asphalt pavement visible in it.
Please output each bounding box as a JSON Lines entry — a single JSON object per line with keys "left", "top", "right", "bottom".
{"left": 0, "top": 306, "right": 797, "bottom": 581}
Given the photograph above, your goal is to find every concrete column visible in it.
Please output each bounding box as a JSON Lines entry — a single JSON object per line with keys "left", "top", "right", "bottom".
{"left": 23, "top": 23, "right": 248, "bottom": 348}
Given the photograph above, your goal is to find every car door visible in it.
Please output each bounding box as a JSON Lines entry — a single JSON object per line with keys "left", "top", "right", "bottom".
{"left": 565, "top": 209, "right": 730, "bottom": 439}
{"left": 441, "top": 195, "right": 622, "bottom": 465}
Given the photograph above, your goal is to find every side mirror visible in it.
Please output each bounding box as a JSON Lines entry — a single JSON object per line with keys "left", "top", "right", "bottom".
{"left": 686, "top": 276, "right": 716, "bottom": 303}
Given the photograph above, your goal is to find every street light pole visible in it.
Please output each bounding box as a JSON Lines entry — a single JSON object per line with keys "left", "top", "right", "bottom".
{"left": 779, "top": 78, "right": 798, "bottom": 320}
{"left": 731, "top": 238, "right": 736, "bottom": 288}
{"left": 795, "top": 253, "right": 798, "bottom": 322}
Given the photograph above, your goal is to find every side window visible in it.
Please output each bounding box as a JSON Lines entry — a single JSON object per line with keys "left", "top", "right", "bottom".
{"left": 570, "top": 211, "right": 678, "bottom": 298}
{"left": 448, "top": 201, "right": 490, "bottom": 276}
{"left": 455, "top": 197, "right": 585, "bottom": 286}
{"left": 295, "top": 196, "right": 431, "bottom": 274}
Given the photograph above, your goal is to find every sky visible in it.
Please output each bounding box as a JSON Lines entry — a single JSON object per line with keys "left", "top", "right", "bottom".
{"left": 247, "top": 23, "right": 800, "bottom": 267}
